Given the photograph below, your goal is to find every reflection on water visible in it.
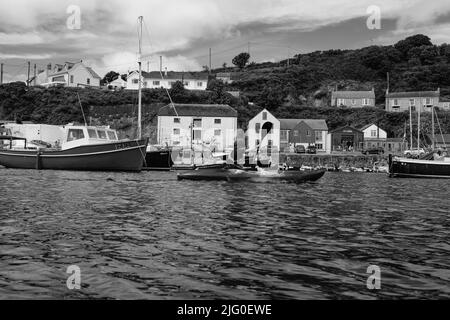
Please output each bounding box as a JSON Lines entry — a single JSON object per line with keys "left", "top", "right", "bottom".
{"left": 0, "top": 169, "right": 449, "bottom": 299}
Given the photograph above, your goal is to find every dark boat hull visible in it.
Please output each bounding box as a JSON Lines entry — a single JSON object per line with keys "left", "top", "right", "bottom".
{"left": 143, "top": 149, "right": 173, "bottom": 170}
{"left": 389, "top": 156, "right": 450, "bottom": 179}
{"left": 177, "top": 167, "right": 326, "bottom": 183}
{"left": 0, "top": 139, "right": 148, "bottom": 172}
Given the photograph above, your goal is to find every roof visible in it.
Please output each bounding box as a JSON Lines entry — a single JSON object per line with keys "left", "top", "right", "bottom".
{"left": 158, "top": 104, "right": 237, "bottom": 118}
{"left": 359, "top": 123, "right": 385, "bottom": 132}
{"left": 133, "top": 71, "right": 209, "bottom": 81}
{"left": 386, "top": 91, "right": 440, "bottom": 98}
{"left": 330, "top": 125, "right": 363, "bottom": 134}
{"left": 332, "top": 91, "right": 375, "bottom": 99}
{"left": 85, "top": 67, "right": 101, "bottom": 79}
{"left": 429, "top": 134, "right": 450, "bottom": 143}
{"left": 49, "top": 62, "right": 101, "bottom": 79}
{"left": 279, "top": 119, "right": 328, "bottom": 131}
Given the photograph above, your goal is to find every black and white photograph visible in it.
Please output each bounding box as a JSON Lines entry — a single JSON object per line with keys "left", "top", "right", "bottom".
{"left": 0, "top": 0, "right": 449, "bottom": 307}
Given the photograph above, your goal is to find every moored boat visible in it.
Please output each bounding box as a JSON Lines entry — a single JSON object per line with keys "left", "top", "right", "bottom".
{"left": 0, "top": 124, "right": 148, "bottom": 172}
{"left": 389, "top": 154, "right": 450, "bottom": 179}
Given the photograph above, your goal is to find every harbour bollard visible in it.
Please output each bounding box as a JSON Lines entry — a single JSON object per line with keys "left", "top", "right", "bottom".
{"left": 36, "top": 151, "right": 42, "bottom": 170}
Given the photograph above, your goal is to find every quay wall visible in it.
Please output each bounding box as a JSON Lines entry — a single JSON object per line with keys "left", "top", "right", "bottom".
{"left": 279, "top": 153, "right": 388, "bottom": 168}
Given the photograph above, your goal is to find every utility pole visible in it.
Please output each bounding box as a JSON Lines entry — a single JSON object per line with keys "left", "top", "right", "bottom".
{"left": 209, "top": 48, "right": 212, "bottom": 73}
{"left": 33, "top": 64, "right": 36, "bottom": 86}
{"left": 147, "top": 61, "right": 150, "bottom": 73}
{"left": 248, "top": 41, "right": 250, "bottom": 56}
{"left": 0, "top": 63, "right": 3, "bottom": 85}
{"left": 387, "top": 72, "right": 390, "bottom": 92}
{"left": 27, "top": 61, "right": 31, "bottom": 87}
{"left": 160, "top": 56, "right": 162, "bottom": 73}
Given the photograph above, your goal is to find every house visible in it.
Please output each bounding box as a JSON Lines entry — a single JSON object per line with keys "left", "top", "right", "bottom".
{"left": 360, "top": 123, "right": 387, "bottom": 149}
{"left": 438, "top": 98, "right": 450, "bottom": 111}
{"left": 126, "top": 70, "right": 209, "bottom": 91}
{"left": 328, "top": 125, "right": 364, "bottom": 152}
{"left": 216, "top": 72, "right": 239, "bottom": 84}
{"left": 331, "top": 89, "right": 376, "bottom": 108}
{"left": 279, "top": 119, "right": 328, "bottom": 152}
{"left": 247, "top": 109, "right": 329, "bottom": 154}
{"left": 385, "top": 89, "right": 440, "bottom": 112}
{"left": 156, "top": 104, "right": 237, "bottom": 152}
{"left": 106, "top": 77, "right": 126, "bottom": 90}
{"left": 384, "top": 138, "right": 408, "bottom": 154}
{"left": 35, "top": 61, "right": 101, "bottom": 88}
{"left": 427, "top": 134, "right": 450, "bottom": 149}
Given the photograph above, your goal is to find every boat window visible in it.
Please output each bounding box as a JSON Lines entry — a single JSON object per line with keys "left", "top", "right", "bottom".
{"left": 67, "top": 129, "right": 85, "bottom": 142}
{"left": 88, "top": 129, "right": 98, "bottom": 138}
{"left": 107, "top": 131, "right": 117, "bottom": 140}
{"left": 97, "top": 130, "right": 107, "bottom": 139}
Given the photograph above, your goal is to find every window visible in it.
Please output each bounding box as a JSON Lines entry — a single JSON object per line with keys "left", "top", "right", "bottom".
{"left": 97, "top": 130, "right": 107, "bottom": 139}
{"left": 409, "top": 99, "right": 415, "bottom": 106}
{"left": 143, "top": 82, "right": 148, "bottom": 88}
{"left": 280, "top": 130, "right": 288, "bottom": 141}
{"left": 363, "top": 98, "right": 370, "bottom": 106}
{"left": 173, "top": 128, "right": 180, "bottom": 135}
{"left": 67, "top": 129, "right": 85, "bottom": 142}
{"left": 255, "top": 123, "right": 261, "bottom": 134}
{"left": 107, "top": 131, "right": 117, "bottom": 140}
{"left": 338, "top": 99, "right": 345, "bottom": 106}
{"left": 87, "top": 78, "right": 90, "bottom": 85}
{"left": 87, "top": 129, "right": 98, "bottom": 138}
{"left": 214, "top": 129, "right": 221, "bottom": 136}
{"left": 393, "top": 99, "right": 399, "bottom": 106}
{"left": 315, "top": 131, "right": 322, "bottom": 141}
{"left": 70, "top": 75, "right": 74, "bottom": 84}
{"left": 169, "top": 81, "right": 176, "bottom": 87}
{"left": 371, "top": 130, "right": 377, "bottom": 137}
{"left": 132, "top": 79, "right": 139, "bottom": 84}
{"left": 193, "top": 119, "right": 202, "bottom": 128}
{"left": 184, "top": 81, "right": 189, "bottom": 86}
{"left": 316, "top": 143, "right": 323, "bottom": 150}
{"left": 411, "top": 106, "right": 416, "bottom": 112}
{"left": 174, "top": 118, "right": 180, "bottom": 124}
{"left": 294, "top": 130, "right": 299, "bottom": 137}
{"left": 197, "top": 82, "right": 203, "bottom": 87}
{"left": 173, "top": 141, "right": 180, "bottom": 146}
{"left": 306, "top": 130, "right": 311, "bottom": 136}
{"left": 425, "top": 98, "right": 432, "bottom": 105}
{"left": 153, "top": 81, "right": 160, "bottom": 86}
{"left": 193, "top": 130, "right": 202, "bottom": 140}
{"left": 214, "top": 119, "right": 221, "bottom": 124}
{"left": 351, "top": 99, "right": 356, "bottom": 105}
{"left": 256, "top": 139, "right": 260, "bottom": 147}
{"left": 262, "top": 112, "right": 267, "bottom": 120}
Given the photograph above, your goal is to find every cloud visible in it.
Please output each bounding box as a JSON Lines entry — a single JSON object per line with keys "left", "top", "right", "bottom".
{"left": 0, "top": 52, "right": 53, "bottom": 60}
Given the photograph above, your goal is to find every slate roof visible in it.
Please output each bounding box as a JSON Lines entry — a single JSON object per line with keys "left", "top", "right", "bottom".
{"left": 279, "top": 119, "right": 328, "bottom": 131}
{"left": 331, "top": 91, "right": 375, "bottom": 99}
{"left": 158, "top": 104, "right": 237, "bottom": 118}
{"left": 386, "top": 91, "right": 440, "bottom": 98}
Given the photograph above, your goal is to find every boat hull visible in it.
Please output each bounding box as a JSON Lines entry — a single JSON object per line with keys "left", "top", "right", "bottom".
{"left": 177, "top": 167, "right": 326, "bottom": 183}
{"left": 389, "top": 155, "right": 450, "bottom": 179}
{"left": 0, "top": 139, "right": 148, "bottom": 172}
{"left": 143, "top": 149, "right": 173, "bottom": 170}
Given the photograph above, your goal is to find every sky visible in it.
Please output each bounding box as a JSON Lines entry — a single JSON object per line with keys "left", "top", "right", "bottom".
{"left": 1, "top": 0, "right": 450, "bottom": 82}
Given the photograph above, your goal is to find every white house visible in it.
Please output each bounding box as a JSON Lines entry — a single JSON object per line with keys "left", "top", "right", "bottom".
{"left": 157, "top": 104, "right": 238, "bottom": 152}
{"left": 360, "top": 123, "right": 387, "bottom": 149}
{"left": 35, "top": 61, "right": 101, "bottom": 88}
{"left": 106, "top": 77, "right": 127, "bottom": 90}
{"left": 247, "top": 109, "right": 281, "bottom": 154}
{"left": 127, "top": 71, "right": 209, "bottom": 91}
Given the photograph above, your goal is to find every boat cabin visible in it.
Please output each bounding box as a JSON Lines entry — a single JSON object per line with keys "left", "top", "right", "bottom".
{"left": 2, "top": 124, "right": 119, "bottom": 150}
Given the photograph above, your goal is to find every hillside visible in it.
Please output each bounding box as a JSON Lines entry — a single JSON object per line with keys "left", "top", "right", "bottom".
{"left": 1, "top": 34, "right": 450, "bottom": 140}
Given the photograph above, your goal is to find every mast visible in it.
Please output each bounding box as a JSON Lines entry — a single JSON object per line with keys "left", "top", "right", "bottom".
{"left": 409, "top": 105, "right": 413, "bottom": 150}
{"left": 417, "top": 100, "right": 421, "bottom": 150}
{"left": 432, "top": 105, "right": 435, "bottom": 150}
{"left": 137, "top": 16, "right": 143, "bottom": 139}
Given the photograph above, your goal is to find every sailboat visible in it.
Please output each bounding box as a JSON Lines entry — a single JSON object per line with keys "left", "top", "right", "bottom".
{"left": 389, "top": 105, "right": 450, "bottom": 178}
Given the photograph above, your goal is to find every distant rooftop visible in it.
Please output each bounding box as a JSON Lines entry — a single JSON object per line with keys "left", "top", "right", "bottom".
{"left": 158, "top": 104, "right": 238, "bottom": 118}
{"left": 133, "top": 71, "right": 210, "bottom": 81}
{"left": 279, "top": 119, "right": 328, "bottom": 131}
{"left": 331, "top": 90, "right": 375, "bottom": 99}
{"left": 386, "top": 90, "right": 440, "bottom": 98}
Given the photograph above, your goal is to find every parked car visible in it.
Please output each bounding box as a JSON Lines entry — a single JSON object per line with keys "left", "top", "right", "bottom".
{"left": 404, "top": 148, "right": 426, "bottom": 158}
{"left": 362, "top": 147, "right": 384, "bottom": 155}
{"left": 295, "top": 145, "right": 306, "bottom": 154}
{"left": 306, "top": 145, "right": 317, "bottom": 154}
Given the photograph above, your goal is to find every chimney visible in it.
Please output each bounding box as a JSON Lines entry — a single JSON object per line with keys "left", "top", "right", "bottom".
{"left": 47, "top": 63, "right": 52, "bottom": 71}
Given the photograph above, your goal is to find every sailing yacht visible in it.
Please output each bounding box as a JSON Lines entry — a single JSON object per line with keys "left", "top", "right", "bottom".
{"left": 389, "top": 105, "right": 450, "bottom": 178}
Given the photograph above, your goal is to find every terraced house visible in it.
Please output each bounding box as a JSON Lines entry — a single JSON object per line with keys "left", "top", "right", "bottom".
{"left": 385, "top": 89, "right": 440, "bottom": 112}
{"left": 331, "top": 89, "right": 376, "bottom": 108}
{"left": 127, "top": 71, "right": 210, "bottom": 91}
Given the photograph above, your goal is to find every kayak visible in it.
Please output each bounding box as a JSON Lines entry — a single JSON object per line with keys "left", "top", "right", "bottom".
{"left": 177, "top": 165, "right": 326, "bottom": 183}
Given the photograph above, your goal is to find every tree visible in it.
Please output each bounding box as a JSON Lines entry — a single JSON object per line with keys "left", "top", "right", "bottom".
{"left": 120, "top": 74, "right": 128, "bottom": 81}
{"left": 102, "top": 71, "right": 120, "bottom": 84}
{"left": 394, "top": 34, "right": 432, "bottom": 57}
{"left": 169, "top": 81, "right": 186, "bottom": 102}
{"left": 232, "top": 52, "right": 250, "bottom": 69}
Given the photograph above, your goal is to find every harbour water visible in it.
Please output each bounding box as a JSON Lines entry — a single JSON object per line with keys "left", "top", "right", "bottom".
{"left": 0, "top": 168, "right": 449, "bottom": 299}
